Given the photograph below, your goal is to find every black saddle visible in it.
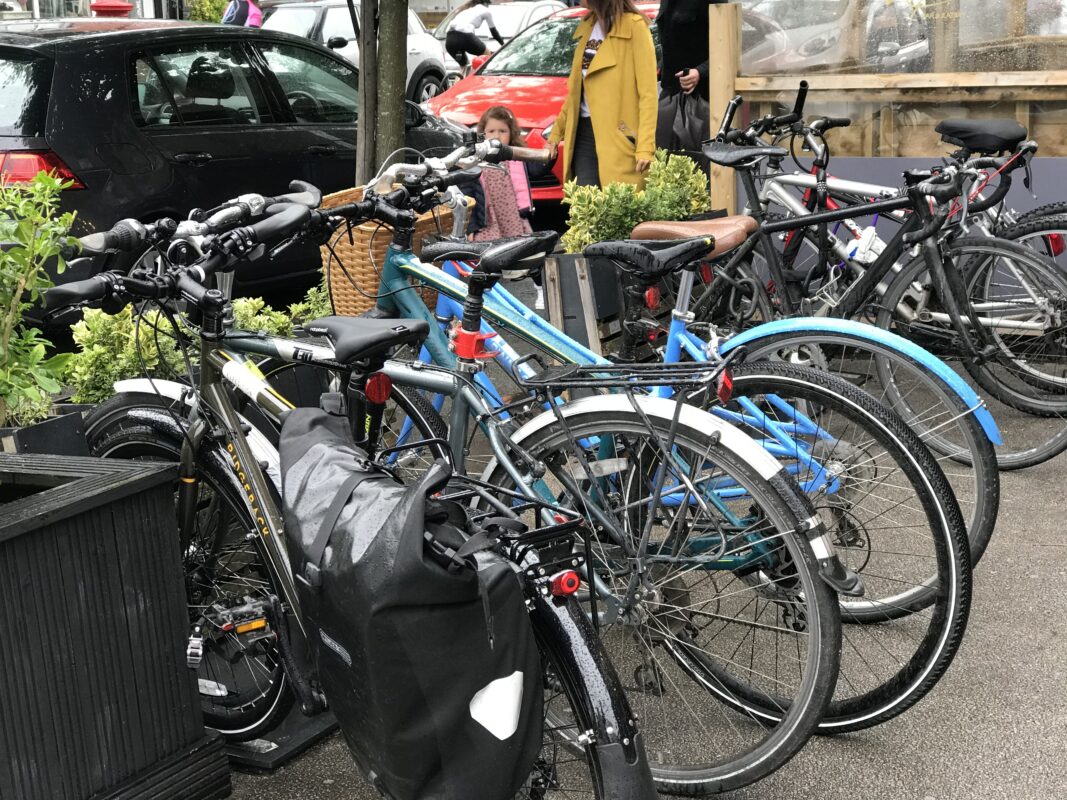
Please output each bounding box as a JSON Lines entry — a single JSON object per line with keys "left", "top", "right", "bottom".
{"left": 304, "top": 316, "right": 429, "bottom": 365}
{"left": 703, "top": 141, "right": 788, "bottom": 167}
{"left": 584, "top": 237, "right": 716, "bottom": 280}
{"left": 420, "top": 231, "right": 559, "bottom": 275}
{"left": 935, "top": 118, "right": 1026, "bottom": 155}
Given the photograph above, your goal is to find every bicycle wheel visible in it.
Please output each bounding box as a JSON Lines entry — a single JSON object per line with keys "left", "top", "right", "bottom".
{"left": 737, "top": 332, "right": 1000, "bottom": 566}
{"left": 878, "top": 238, "right": 1067, "bottom": 469}
{"left": 86, "top": 392, "right": 292, "bottom": 740}
{"left": 715, "top": 361, "right": 971, "bottom": 732}
{"left": 481, "top": 395, "right": 841, "bottom": 795}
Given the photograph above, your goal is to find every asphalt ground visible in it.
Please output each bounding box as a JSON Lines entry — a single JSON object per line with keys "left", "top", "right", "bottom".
{"left": 232, "top": 279, "right": 1067, "bottom": 799}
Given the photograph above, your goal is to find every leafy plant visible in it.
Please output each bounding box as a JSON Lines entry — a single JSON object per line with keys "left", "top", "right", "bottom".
{"left": 560, "top": 150, "right": 712, "bottom": 254}
{"left": 0, "top": 174, "right": 76, "bottom": 427}
{"left": 67, "top": 276, "right": 336, "bottom": 403}
{"left": 188, "top": 0, "right": 228, "bottom": 22}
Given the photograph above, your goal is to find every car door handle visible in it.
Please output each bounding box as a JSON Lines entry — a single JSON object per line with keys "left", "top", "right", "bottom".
{"left": 308, "top": 145, "right": 336, "bottom": 156}
{"left": 172, "top": 152, "right": 214, "bottom": 166}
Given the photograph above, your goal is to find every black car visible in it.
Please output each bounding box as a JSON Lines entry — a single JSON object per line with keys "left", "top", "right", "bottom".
{"left": 0, "top": 18, "right": 464, "bottom": 301}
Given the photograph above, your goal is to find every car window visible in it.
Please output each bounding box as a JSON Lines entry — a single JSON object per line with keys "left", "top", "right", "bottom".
{"left": 528, "top": 5, "right": 557, "bottom": 26}
{"left": 0, "top": 52, "right": 50, "bottom": 136}
{"left": 487, "top": 7, "right": 530, "bottom": 39}
{"left": 482, "top": 18, "right": 578, "bottom": 75}
{"left": 135, "top": 44, "right": 272, "bottom": 127}
{"left": 322, "top": 7, "right": 356, "bottom": 43}
{"left": 262, "top": 7, "right": 320, "bottom": 38}
{"left": 483, "top": 17, "right": 660, "bottom": 76}
{"left": 258, "top": 43, "right": 358, "bottom": 124}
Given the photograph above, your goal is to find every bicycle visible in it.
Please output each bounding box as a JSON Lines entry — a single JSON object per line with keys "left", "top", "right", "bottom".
{"left": 697, "top": 86, "right": 1067, "bottom": 470}
{"left": 56, "top": 171, "right": 844, "bottom": 795}
{"left": 45, "top": 197, "right": 663, "bottom": 799}
{"left": 387, "top": 224, "right": 971, "bottom": 735}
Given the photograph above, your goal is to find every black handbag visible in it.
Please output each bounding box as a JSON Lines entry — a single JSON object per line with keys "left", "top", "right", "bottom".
{"left": 280, "top": 406, "right": 543, "bottom": 800}
{"left": 656, "top": 89, "right": 711, "bottom": 168}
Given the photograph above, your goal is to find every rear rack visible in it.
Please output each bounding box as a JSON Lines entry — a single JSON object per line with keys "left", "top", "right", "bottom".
{"left": 436, "top": 474, "right": 589, "bottom": 577}
{"left": 512, "top": 349, "right": 743, "bottom": 391}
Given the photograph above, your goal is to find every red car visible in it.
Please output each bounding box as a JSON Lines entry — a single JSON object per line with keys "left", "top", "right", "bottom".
{"left": 425, "top": 3, "right": 660, "bottom": 203}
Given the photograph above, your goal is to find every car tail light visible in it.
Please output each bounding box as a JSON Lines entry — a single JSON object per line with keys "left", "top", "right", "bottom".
{"left": 0, "top": 150, "right": 84, "bottom": 188}
{"left": 1044, "top": 233, "right": 1065, "bottom": 257}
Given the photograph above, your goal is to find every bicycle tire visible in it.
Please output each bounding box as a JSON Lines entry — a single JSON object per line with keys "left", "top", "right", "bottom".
{"left": 86, "top": 392, "right": 294, "bottom": 741}
{"left": 736, "top": 332, "right": 1000, "bottom": 566}
{"left": 1007, "top": 201, "right": 1067, "bottom": 228}
{"left": 716, "top": 361, "right": 972, "bottom": 732}
{"left": 480, "top": 396, "right": 841, "bottom": 795}
{"left": 877, "top": 239, "right": 1067, "bottom": 469}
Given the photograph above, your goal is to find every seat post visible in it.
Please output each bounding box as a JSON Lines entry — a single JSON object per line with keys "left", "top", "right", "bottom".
{"left": 673, "top": 269, "right": 697, "bottom": 317}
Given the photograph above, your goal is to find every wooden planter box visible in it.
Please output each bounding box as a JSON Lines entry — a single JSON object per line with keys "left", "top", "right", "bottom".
{"left": 0, "top": 411, "right": 89, "bottom": 456}
{"left": 0, "top": 455, "right": 231, "bottom": 800}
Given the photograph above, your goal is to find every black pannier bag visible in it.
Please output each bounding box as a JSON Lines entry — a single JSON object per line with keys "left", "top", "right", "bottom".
{"left": 279, "top": 407, "right": 543, "bottom": 800}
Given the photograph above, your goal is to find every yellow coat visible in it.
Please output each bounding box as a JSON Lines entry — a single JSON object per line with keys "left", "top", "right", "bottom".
{"left": 548, "top": 12, "right": 658, "bottom": 188}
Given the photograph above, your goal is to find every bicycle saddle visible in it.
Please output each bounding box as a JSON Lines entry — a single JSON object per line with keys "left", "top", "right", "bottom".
{"left": 703, "top": 141, "right": 788, "bottom": 167}
{"left": 631, "top": 216, "right": 757, "bottom": 257}
{"left": 935, "top": 118, "right": 1026, "bottom": 154}
{"left": 420, "top": 231, "right": 559, "bottom": 273}
{"left": 304, "top": 316, "right": 429, "bottom": 365}
{"left": 584, "top": 236, "right": 717, "bottom": 279}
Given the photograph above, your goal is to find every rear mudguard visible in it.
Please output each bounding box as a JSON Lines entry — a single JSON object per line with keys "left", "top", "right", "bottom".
{"left": 530, "top": 590, "right": 656, "bottom": 799}
{"left": 114, "top": 378, "right": 282, "bottom": 491}
{"left": 722, "top": 318, "right": 1003, "bottom": 445}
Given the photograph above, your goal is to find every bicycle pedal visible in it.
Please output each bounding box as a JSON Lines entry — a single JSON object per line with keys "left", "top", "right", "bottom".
{"left": 186, "top": 631, "right": 204, "bottom": 669}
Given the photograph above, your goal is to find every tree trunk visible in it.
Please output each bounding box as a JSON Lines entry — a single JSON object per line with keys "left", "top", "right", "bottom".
{"left": 355, "top": 0, "right": 378, "bottom": 184}
{"left": 375, "top": 0, "right": 408, "bottom": 171}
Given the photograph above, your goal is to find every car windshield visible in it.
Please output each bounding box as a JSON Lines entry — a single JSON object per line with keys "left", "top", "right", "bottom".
{"left": 746, "top": 0, "right": 849, "bottom": 29}
{"left": 482, "top": 16, "right": 660, "bottom": 77}
{"left": 481, "top": 18, "right": 578, "bottom": 76}
{"left": 435, "top": 4, "right": 530, "bottom": 39}
{"left": 0, "top": 53, "right": 50, "bottom": 137}
{"left": 262, "top": 7, "right": 320, "bottom": 37}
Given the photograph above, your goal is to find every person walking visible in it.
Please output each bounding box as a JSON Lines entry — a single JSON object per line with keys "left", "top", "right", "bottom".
{"left": 445, "top": 0, "right": 505, "bottom": 72}
{"left": 656, "top": 0, "right": 717, "bottom": 161}
{"left": 546, "top": 0, "right": 658, "bottom": 188}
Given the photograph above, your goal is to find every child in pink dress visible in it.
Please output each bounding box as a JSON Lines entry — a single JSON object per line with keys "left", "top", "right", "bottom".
{"left": 469, "top": 106, "right": 547, "bottom": 307}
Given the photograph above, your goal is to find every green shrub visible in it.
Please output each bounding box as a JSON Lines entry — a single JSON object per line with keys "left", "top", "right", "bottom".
{"left": 188, "top": 0, "right": 228, "bottom": 22}
{"left": 560, "top": 150, "right": 711, "bottom": 254}
{"left": 67, "top": 276, "right": 336, "bottom": 403}
{"left": 0, "top": 174, "right": 77, "bottom": 427}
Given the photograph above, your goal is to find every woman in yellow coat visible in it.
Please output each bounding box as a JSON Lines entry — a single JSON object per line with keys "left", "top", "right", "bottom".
{"left": 547, "top": 0, "right": 658, "bottom": 188}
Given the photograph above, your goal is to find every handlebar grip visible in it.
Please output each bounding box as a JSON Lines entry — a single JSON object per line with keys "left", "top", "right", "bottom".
{"left": 792, "top": 80, "right": 809, "bottom": 117}
{"left": 716, "top": 94, "right": 744, "bottom": 140}
{"left": 434, "top": 167, "right": 482, "bottom": 190}
{"left": 43, "top": 274, "right": 113, "bottom": 310}
{"left": 724, "top": 129, "right": 750, "bottom": 145}
{"left": 917, "top": 178, "right": 961, "bottom": 204}
{"left": 79, "top": 219, "right": 147, "bottom": 254}
{"left": 270, "top": 180, "right": 323, "bottom": 209}
{"left": 965, "top": 156, "right": 1003, "bottom": 170}
{"left": 772, "top": 112, "right": 799, "bottom": 127}
{"left": 506, "top": 145, "right": 554, "bottom": 163}
{"left": 326, "top": 200, "right": 376, "bottom": 222}
{"left": 248, "top": 203, "right": 312, "bottom": 245}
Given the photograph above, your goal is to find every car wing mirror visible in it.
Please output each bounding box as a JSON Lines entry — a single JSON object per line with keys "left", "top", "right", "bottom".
{"left": 404, "top": 100, "right": 426, "bottom": 129}
{"left": 470, "top": 53, "right": 490, "bottom": 72}
{"left": 327, "top": 36, "right": 348, "bottom": 49}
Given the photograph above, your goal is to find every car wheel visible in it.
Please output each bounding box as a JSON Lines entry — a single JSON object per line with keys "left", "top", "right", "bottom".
{"left": 413, "top": 74, "right": 444, "bottom": 103}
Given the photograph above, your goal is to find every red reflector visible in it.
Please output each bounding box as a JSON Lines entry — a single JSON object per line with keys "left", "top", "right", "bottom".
{"left": 1045, "top": 233, "right": 1066, "bottom": 257}
{"left": 365, "top": 372, "right": 393, "bottom": 404}
{"left": 699, "top": 263, "right": 713, "bottom": 284}
{"left": 717, "top": 369, "right": 733, "bottom": 404}
{"left": 0, "top": 150, "right": 84, "bottom": 188}
{"left": 644, "top": 286, "right": 660, "bottom": 310}
{"left": 549, "top": 570, "right": 581, "bottom": 597}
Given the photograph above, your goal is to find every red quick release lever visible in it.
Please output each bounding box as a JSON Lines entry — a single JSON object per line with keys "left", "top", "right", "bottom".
{"left": 549, "top": 570, "right": 581, "bottom": 597}
{"left": 451, "top": 327, "right": 497, "bottom": 360}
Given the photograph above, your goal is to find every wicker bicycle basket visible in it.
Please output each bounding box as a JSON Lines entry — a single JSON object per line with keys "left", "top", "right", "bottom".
{"left": 320, "top": 186, "right": 469, "bottom": 316}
